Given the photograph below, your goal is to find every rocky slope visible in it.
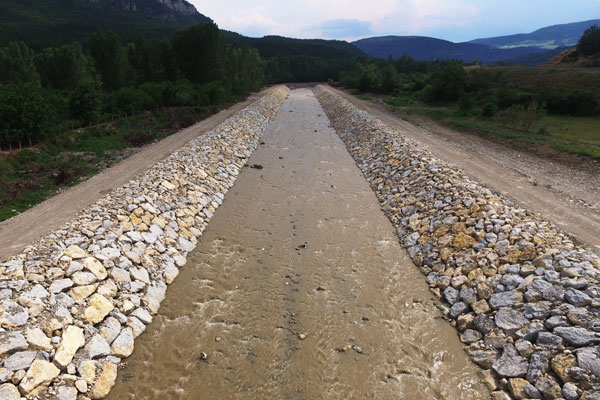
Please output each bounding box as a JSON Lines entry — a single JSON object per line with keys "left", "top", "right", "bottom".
{"left": 315, "top": 85, "right": 600, "bottom": 400}
{"left": 87, "top": 0, "right": 210, "bottom": 22}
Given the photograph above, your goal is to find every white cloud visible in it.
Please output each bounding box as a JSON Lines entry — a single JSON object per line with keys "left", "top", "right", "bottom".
{"left": 225, "top": 11, "right": 283, "bottom": 36}
{"left": 373, "top": 0, "right": 479, "bottom": 35}
{"left": 190, "top": 0, "right": 481, "bottom": 39}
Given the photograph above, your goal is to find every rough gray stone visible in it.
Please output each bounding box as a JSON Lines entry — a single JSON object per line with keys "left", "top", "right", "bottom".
{"left": 2, "top": 351, "right": 37, "bottom": 371}
{"left": 85, "top": 335, "right": 111, "bottom": 359}
{"left": 49, "top": 278, "right": 74, "bottom": 294}
{"left": 523, "top": 301, "right": 552, "bottom": 320}
{"left": 524, "top": 384, "right": 543, "bottom": 399}
{"left": 577, "top": 346, "right": 600, "bottom": 377}
{"left": 494, "top": 308, "right": 528, "bottom": 333}
{"left": 460, "top": 329, "right": 482, "bottom": 344}
{"left": 565, "top": 288, "right": 592, "bottom": 306}
{"left": 527, "top": 351, "right": 549, "bottom": 383}
{"left": 449, "top": 302, "right": 469, "bottom": 319}
{"left": 0, "top": 332, "right": 27, "bottom": 356}
{"left": 443, "top": 286, "right": 459, "bottom": 305}
{"left": 489, "top": 291, "right": 523, "bottom": 310}
{"left": 474, "top": 314, "right": 495, "bottom": 334}
{"left": 536, "top": 332, "right": 563, "bottom": 349}
{"left": 459, "top": 286, "right": 477, "bottom": 304}
{"left": 492, "top": 344, "right": 529, "bottom": 378}
{"left": 562, "top": 382, "right": 579, "bottom": 400}
{"left": 515, "top": 321, "right": 545, "bottom": 341}
{"left": 0, "top": 299, "right": 29, "bottom": 327}
{"left": 554, "top": 326, "right": 600, "bottom": 347}
{"left": 471, "top": 350, "right": 497, "bottom": 369}
{"left": 535, "top": 374, "right": 562, "bottom": 400}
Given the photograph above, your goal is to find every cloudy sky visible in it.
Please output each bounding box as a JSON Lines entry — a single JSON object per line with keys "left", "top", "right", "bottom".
{"left": 189, "top": 0, "right": 599, "bottom": 42}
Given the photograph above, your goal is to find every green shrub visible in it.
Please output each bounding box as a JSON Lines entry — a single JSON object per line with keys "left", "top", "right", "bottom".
{"left": 199, "top": 81, "right": 226, "bottom": 105}
{"left": 457, "top": 94, "right": 475, "bottom": 115}
{"left": 482, "top": 102, "right": 498, "bottom": 117}
{"left": 111, "top": 87, "right": 152, "bottom": 115}
{"left": 70, "top": 79, "right": 103, "bottom": 122}
{"left": 358, "top": 64, "right": 382, "bottom": 93}
{"left": 139, "top": 82, "right": 168, "bottom": 109}
{"left": 577, "top": 25, "right": 600, "bottom": 57}
{"left": 494, "top": 87, "right": 532, "bottom": 109}
{"left": 537, "top": 87, "right": 598, "bottom": 116}
{"left": 537, "top": 87, "right": 568, "bottom": 114}
{"left": 567, "top": 89, "right": 598, "bottom": 116}
{"left": 0, "top": 83, "right": 55, "bottom": 145}
{"left": 427, "top": 65, "right": 467, "bottom": 102}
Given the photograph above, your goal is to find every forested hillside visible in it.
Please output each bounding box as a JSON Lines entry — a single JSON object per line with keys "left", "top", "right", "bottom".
{"left": 0, "top": 0, "right": 211, "bottom": 49}
{"left": 0, "top": 23, "right": 264, "bottom": 149}
{"left": 352, "top": 36, "right": 549, "bottom": 64}
{"left": 222, "top": 31, "right": 367, "bottom": 83}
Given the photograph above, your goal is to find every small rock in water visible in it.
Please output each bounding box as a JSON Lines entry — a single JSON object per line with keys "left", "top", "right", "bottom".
{"left": 336, "top": 344, "right": 353, "bottom": 353}
{"left": 298, "top": 333, "right": 308, "bottom": 340}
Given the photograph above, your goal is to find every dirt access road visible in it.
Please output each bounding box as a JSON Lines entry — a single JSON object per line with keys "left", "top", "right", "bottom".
{"left": 107, "top": 89, "right": 487, "bottom": 399}
{"left": 0, "top": 87, "right": 277, "bottom": 262}
{"left": 328, "top": 86, "right": 600, "bottom": 252}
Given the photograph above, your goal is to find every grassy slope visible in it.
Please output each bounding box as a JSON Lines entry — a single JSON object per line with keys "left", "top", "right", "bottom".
{"left": 0, "top": 105, "right": 218, "bottom": 221}
{"left": 491, "top": 66, "right": 600, "bottom": 88}
{"left": 387, "top": 105, "right": 600, "bottom": 160}
{"left": 378, "top": 67, "right": 600, "bottom": 161}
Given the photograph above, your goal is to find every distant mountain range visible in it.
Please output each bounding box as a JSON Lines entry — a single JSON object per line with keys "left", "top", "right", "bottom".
{"left": 0, "top": 0, "right": 211, "bottom": 48}
{"left": 352, "top": 19, "right": 600, "bottom": 65}
{"left": 469, "top": 19, "right": 600, "bottom": 49}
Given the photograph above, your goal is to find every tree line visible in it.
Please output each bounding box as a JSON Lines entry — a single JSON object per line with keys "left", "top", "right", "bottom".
{"left": 0, "top": 23, "right": 265, "bottom": 148}
{"left": 338, "top": 57, "right": 600, "bottom": 118}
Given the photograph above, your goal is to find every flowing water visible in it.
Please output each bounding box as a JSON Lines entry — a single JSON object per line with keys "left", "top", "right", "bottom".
{"left": 108, "top": 89, "right": 489, "bottom": 399}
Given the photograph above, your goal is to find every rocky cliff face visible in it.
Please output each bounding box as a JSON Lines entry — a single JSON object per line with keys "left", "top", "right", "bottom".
{"left": 87, "top": 0, "right": 211, "bottom": 23}
{"left": 157, "top": 0, "right": 197, "bottom": 16}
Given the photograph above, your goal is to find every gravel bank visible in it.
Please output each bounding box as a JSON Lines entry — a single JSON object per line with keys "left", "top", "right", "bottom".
{"left": 315, "top": 85, "right": 600, "bottom": 400}
{"left": 0, "top": 85, "right": 289, "bottom": 399}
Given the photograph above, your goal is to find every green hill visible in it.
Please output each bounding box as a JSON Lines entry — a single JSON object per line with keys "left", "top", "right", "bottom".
{"left": 469, "top": 19, "right": 600, "bottom": 49}
{"left": 222, "top": 31, "right": 366, "bottom": 59}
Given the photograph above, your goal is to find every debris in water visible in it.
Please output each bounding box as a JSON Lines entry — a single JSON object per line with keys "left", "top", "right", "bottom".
{"left": 260, "top": 141, "right": 265, "bottom": 145}
{"left": 352, "top": 346, "right": 363, "bottom": 354}
{"left": 250, "top": 164, "right": 263, "bottom": 169}
{"left": 298, "top": 333, "right": 308, "bottom": 340}
{"left": 316, "top": 287, "right": 325, "bottom": 291}
{"left": 336, "top": 344, "right": 353, "bottom": 353}
{"left": 199, "top": 352, "right": 208, "bottom": 361}
{"left": 297, "top": 242, "right": 308, "bottom": 249}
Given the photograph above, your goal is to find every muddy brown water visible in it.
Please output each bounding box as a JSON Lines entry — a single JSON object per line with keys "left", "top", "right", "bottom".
{"left": 108, "top": 89, "right": 489, "bottom": 399}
